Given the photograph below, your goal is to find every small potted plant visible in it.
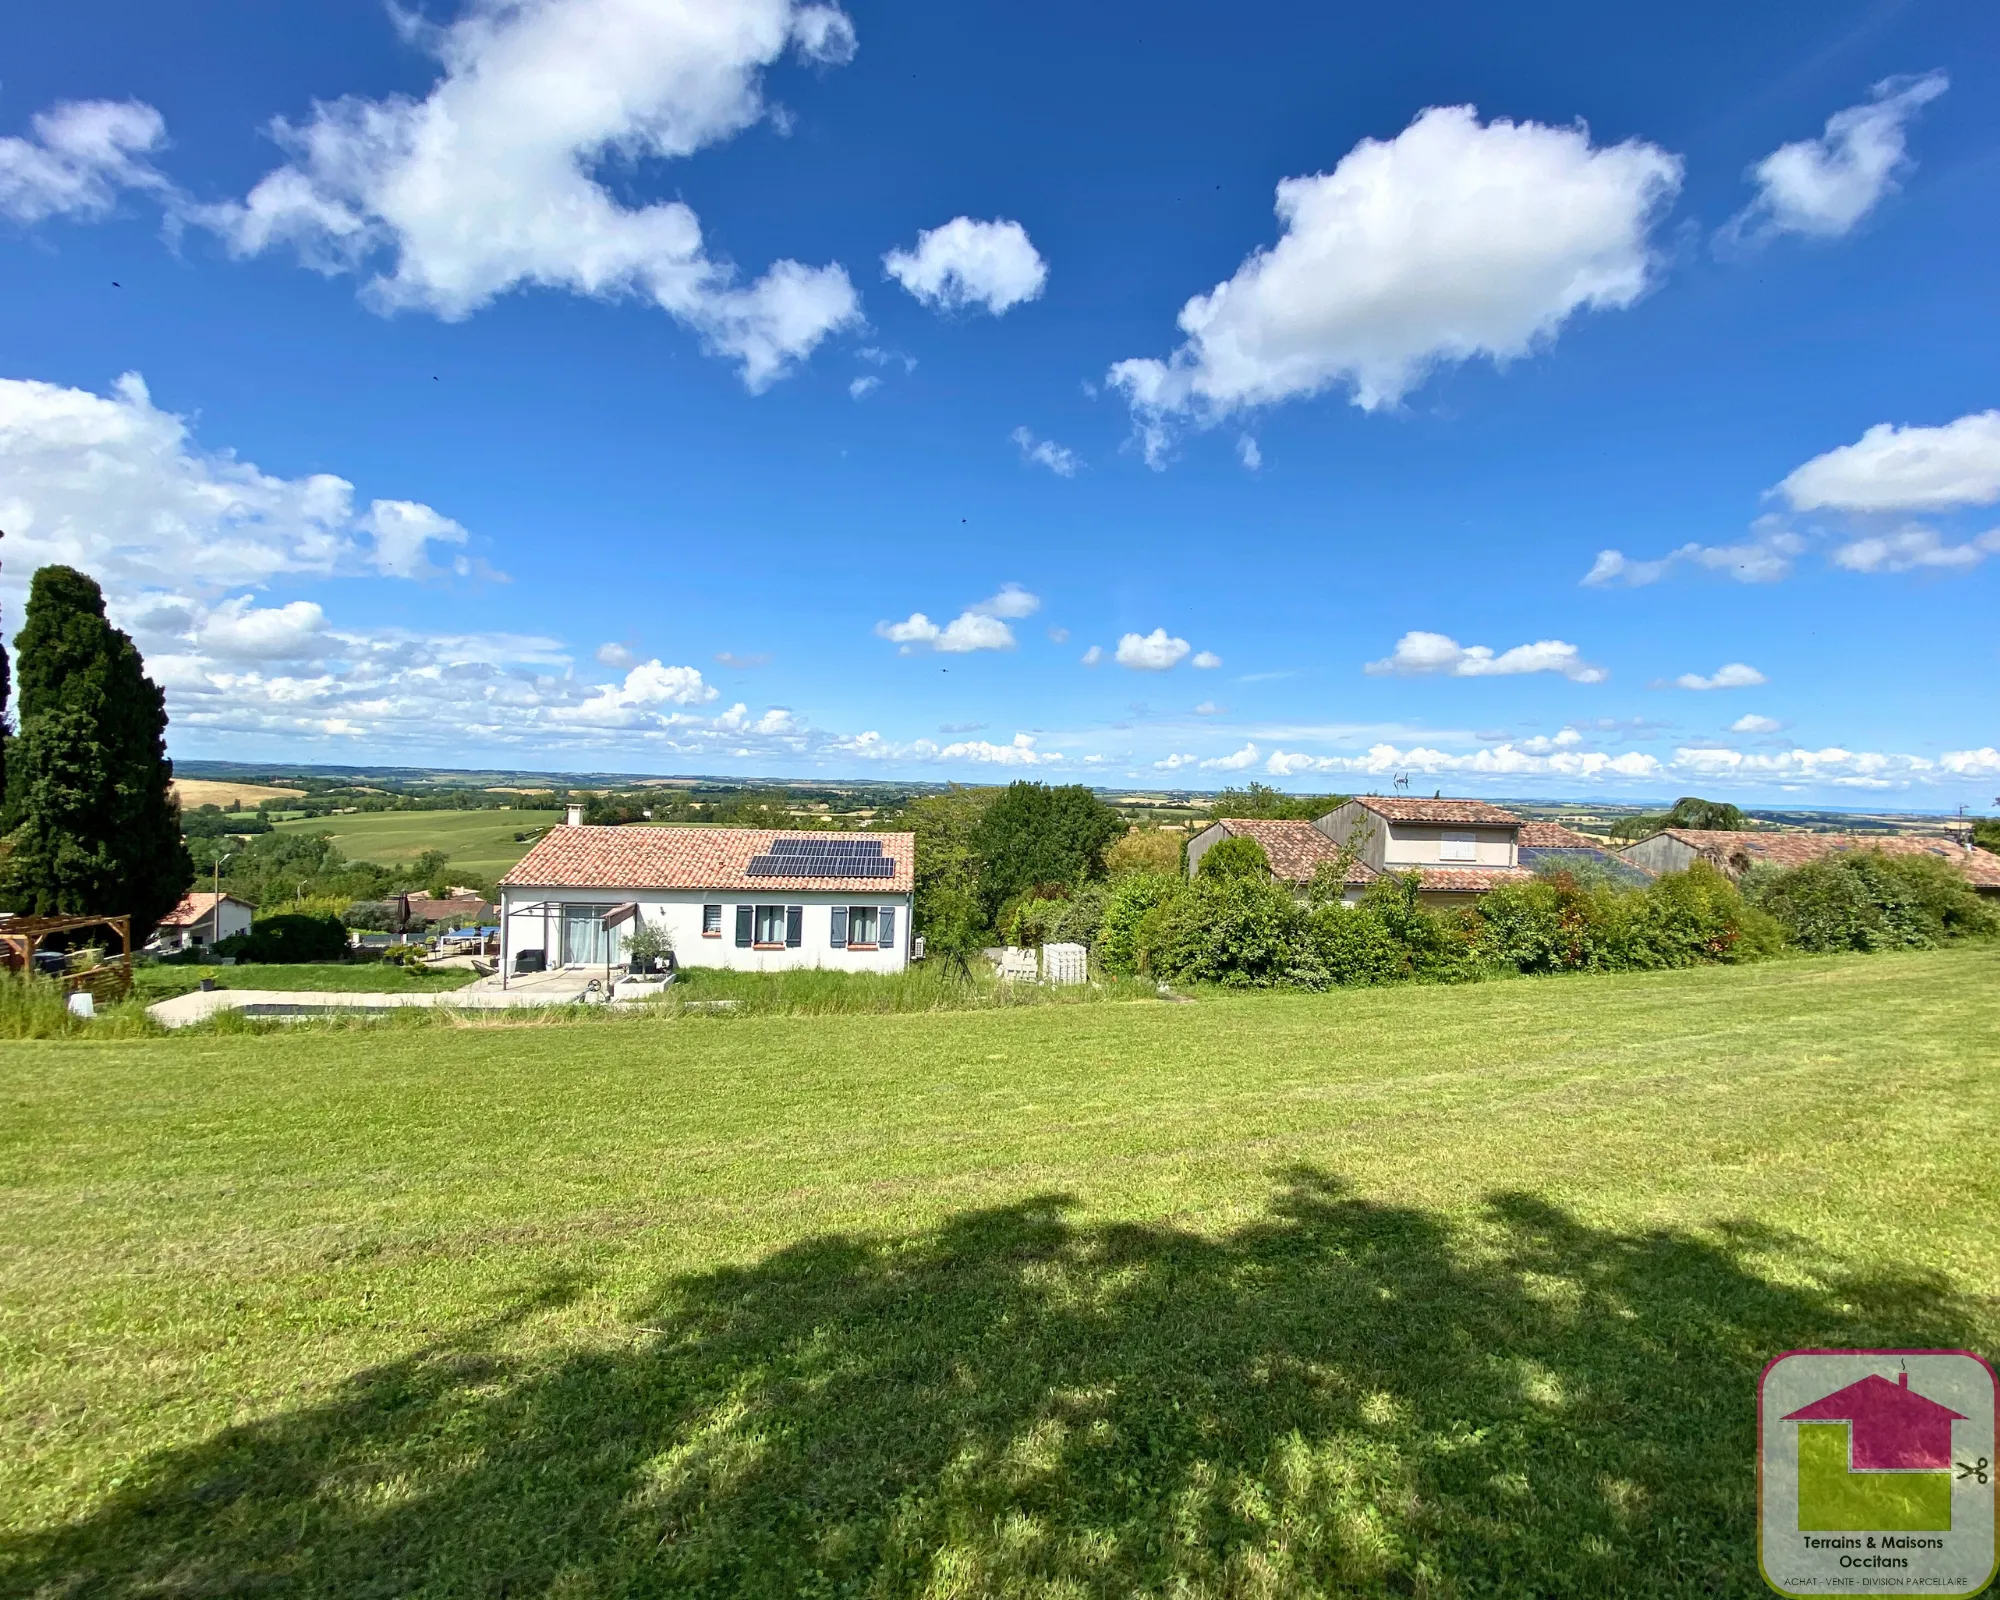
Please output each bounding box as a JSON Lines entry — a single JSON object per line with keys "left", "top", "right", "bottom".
{"left": 624, "top": 920, "right": 674, "bottom": 977}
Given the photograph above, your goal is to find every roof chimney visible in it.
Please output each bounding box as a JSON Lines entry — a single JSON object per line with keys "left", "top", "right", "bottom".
{"left": 565, "top": 804, "right": 584, "bottom": 827}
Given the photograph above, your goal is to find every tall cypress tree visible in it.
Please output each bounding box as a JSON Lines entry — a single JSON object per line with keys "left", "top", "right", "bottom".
{"left": 0, "top": 566, "right": 191, "bottom": 937}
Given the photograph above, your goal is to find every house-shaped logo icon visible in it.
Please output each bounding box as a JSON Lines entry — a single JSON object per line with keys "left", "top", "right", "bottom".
{"left": 1782, "top": 1371, "right": 1967, "bottom": 1532}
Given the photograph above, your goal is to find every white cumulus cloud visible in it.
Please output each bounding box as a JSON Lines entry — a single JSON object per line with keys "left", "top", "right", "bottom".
{"left": 1723, "top": 73, "right": 1947, "bottom": 246}
{"left": 1116, "top": 628, "right": 1192, "bottom": 670}
{"left": 874, "top": 584, "right": 1036, "bottom": 653}
{"left": 1832, "top": 525, "right": 2000, "bottom": 574}
{"left": 1731, "top": 714, "right": 1783, "bottom": 734}
{"left": 883, "top": 216, "right": 1047, "bottom": 315}
{"left": 1080, "top": 644, "right": 1104, "bottom": 667}
{"left": 1583, "top": 525, "right": 1806, "bottom": 587}
{"left": 196, "top": 0, "right": 862, "bottom": 390}
{"left": 1191, "top": 650, "right": 1222, "bottom": 669}
{"left": 1780, "top": 411, "right": 2000, "bottom": 513}
{"left": 1011, "top": 426, "right": 1079, "bottom": 476}
{"left": 1669, "top": 663, "right": 1766, "bottom": 691}
{"left": 938, "top": 731, "right": 1060, "bottom": 765}
{"left": 0, "top": 99, "right": 171, "bottom": 224}
{"left": 1202, "top": 743, "right": 1260, "bottom": 770}
{"left": 1365, "top": 630, "right": 1606, "bottom": 683}
{"left": 1107, "top": 104, "right": 1681, "bottom": 460}
{"left": 0, "top": 372, "right": 484, "bottom": 599}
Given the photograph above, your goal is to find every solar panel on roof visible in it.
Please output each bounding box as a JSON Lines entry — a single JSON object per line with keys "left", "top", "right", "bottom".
{"left": 746, "top": 837, "right": 895, "bottom": 877}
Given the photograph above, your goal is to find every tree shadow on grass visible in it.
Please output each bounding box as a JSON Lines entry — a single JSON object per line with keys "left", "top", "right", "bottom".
{"left": 5, "top": 1171, "right": 1983, "bottom": 1598}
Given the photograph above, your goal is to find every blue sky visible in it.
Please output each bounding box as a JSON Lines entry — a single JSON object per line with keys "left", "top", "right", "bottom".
{"left": 2, "top": 0, "right": 1997, "bottom": 807}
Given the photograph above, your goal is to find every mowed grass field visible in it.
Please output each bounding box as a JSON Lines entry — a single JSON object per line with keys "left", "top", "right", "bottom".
{"left": 4, "top": 947, "right": 1999, "bottom": 1597}
{"left": 271, "top": 808, "right": 546, "bottom": 880}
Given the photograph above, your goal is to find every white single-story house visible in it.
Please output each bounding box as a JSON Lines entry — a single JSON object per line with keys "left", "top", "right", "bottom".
{"left": 153, "top": 891, "right": 255, "bottom": 951}
{"left": 496, "top": 824, "right": 917, "bottom": 977}
{"left": 1186, "top": 796, "right": 1535, "bottom": 908}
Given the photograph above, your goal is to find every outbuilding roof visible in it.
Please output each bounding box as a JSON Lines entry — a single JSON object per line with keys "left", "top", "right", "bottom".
{"left": 1350, "top": 796, "right": 1524, "bottom": 827}
{"left": 1516, "top": 821, "right": 1601, "bottom": 849}
{"left": 1403, "top": 865, "right": 1535, "bottom": 893}
{"left": 1643, "top": 828, "right": 2000, "bottom": 889}
{"left": 500, "top": 826, "right": 916, "bottom": 894}
{"left": 1213, "top": 819, "right": 1371, "bottom": 885}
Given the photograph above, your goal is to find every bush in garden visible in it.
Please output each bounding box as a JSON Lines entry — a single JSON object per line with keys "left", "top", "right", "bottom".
{"left": 1624, "top": 861, "right": 1782, "bottom": 967}
{"left": 1051, "top": 882, "right": 1108, "bottom": 949}
{"left": 1357, "top": 873, "right": 1481, "bottom": 983}
{"left": 1195, "top": 835, "right": 1271, "bottom": 881}
{"left": 1747, "top": 850, "right": 1995, "bottom": 953}
{"left": 1151, "top": 873, "right": 1303, "bottom": 987}
{"left": 1096, "top": 873, "right": 1184, "bottom": 975}
{"left": 1295, "top": 901, "right": 1412, "bottom": 987}
{"left": 212, "top": 912, "right": 351, "bottom": 964}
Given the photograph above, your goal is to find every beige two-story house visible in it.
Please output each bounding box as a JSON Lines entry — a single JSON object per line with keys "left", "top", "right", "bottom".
{"left": 1313, "top": 795, "right": 1533, "bottom": 906}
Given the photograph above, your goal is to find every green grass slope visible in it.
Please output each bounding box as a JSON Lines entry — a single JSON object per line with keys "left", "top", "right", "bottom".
{"left": 4, "top": 946, "right": 1998, "bottom": 1597}
{"left": 271, "top": 808, "right": 544, "bottom": 880}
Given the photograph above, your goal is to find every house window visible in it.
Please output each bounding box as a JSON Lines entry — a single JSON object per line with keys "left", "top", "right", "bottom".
{"left": 754, "top": 904, "right": 788, "bottom": 946}
{"left": 847, "top": 905, "right": 879, "bottom": 948}
{"left": 1440, "top": 831, "right": 1477, "bottom": 863}
{"left": 702, "top": 903, "right": 722, "bottom": 937}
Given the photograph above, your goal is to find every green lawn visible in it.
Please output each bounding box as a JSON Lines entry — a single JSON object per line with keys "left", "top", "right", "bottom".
{"left": 3, "top": 946, "right": 1997, "bottom": 1597}
{"left": 132, "top": 962, "right": 478, "bottom": 1001}
{"left": 271, "top": 808, "right": 548, "bottom": 879}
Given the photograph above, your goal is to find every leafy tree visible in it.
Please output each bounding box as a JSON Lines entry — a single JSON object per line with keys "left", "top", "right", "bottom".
{"left": 972, "top": 782, "right": 1126, "bottom": 915}
{"left": 0, "top": 566, "right": 191, "bottom": 937}
{"left": 1665, "top": 796, "right": 1747, "bottom": 831}
{"left": 1104, "top": 826, "right": 1185, "bottom": 876}
{"left": 1975, "top": 818, "right": 2000, "bottom": 855}
{"left": 0, "top": 628, "right": 10, "bottom": 814}
{"left": 876, "top": 787, "right": 997, "bottom": 969}
{"left": 1204, "top": 782, "right": 1342, "bottom": 821}
{"left": 1196, "top": 834, "right": 1271, "bottom": 881}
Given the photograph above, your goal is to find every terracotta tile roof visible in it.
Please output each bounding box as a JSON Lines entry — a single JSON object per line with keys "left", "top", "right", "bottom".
{"left": 1352, "top": 796, "right": 1523, "bottom": 826}
{"left": 1649, "top": 829, "right": 2000, "bottom": 889}
{"left": 1215, "top": 819, "right": 1372, "bottom": 884}
{"left": 157, "top": 892, "right": 251, "bottom": 926}
{"left": 1403, "top": 865, "right": 1535, "bottom": 893}
{"left": 405, "top": 893, "right": 494, "bottom": 922}
{"left": 500, "top": 826, "right": 916, "bottom": 894}
{"left": 1517, "top": 821, "right": 1602, "bottom": 849}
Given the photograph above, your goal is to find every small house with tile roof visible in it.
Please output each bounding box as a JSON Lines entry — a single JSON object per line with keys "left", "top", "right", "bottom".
{"left": 1313, "top": 796, "right": 1535, "bottom": 907}
{"left": 1619, "top": 828, "right": 2000, "bottom": 895}
{"left": 152, "top": 892, "right": 254, "bottom": 952}
{"left": 497, "top": 823, "right": 916, "bottom": 975}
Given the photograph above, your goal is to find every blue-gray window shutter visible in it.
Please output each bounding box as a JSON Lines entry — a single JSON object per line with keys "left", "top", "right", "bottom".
{"left": 829, "top": 905, "right": 847, "bottom": 947}
{"left": 878, "top": 905, "right": 896, "bottom": 947}
{"left": 785, "top": 905, "right": 803, "bottom": 947}
{"left": 734, "top": 905, "right": 753, "bottom": 947}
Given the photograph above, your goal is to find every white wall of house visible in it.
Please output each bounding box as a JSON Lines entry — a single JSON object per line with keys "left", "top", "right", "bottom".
{"left": 158, "top": 899, "right": 254, "bottom": 951}
{"left": 499, "top": 888, "right": 914, "bottom": 974}
{"left": 1315, "top": 804, "right": 1516, "bottom": 869}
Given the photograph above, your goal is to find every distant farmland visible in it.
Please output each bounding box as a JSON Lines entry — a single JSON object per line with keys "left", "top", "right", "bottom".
{"left": 271, "top": 809, "right": 547, "bottom": 881}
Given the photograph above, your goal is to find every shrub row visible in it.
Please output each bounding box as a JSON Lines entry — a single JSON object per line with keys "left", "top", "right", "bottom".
{"left": 1085, "top": 848, "right": 1993, "bottom": 990}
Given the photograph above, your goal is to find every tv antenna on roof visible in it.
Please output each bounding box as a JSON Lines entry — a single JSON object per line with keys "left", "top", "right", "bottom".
{"left": 1393, "top": 772, "right": 1411, "bottom": 793}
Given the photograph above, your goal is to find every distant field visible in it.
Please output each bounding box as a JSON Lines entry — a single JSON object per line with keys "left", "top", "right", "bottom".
{"left": 271, "top": 808, "right": 548, "bottom": 879}
{"left": 3, "top": 945, "right": 1997, "bottom": 1596}
{"left": 171, "top": 779, "right": 305, "bottom": 808}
